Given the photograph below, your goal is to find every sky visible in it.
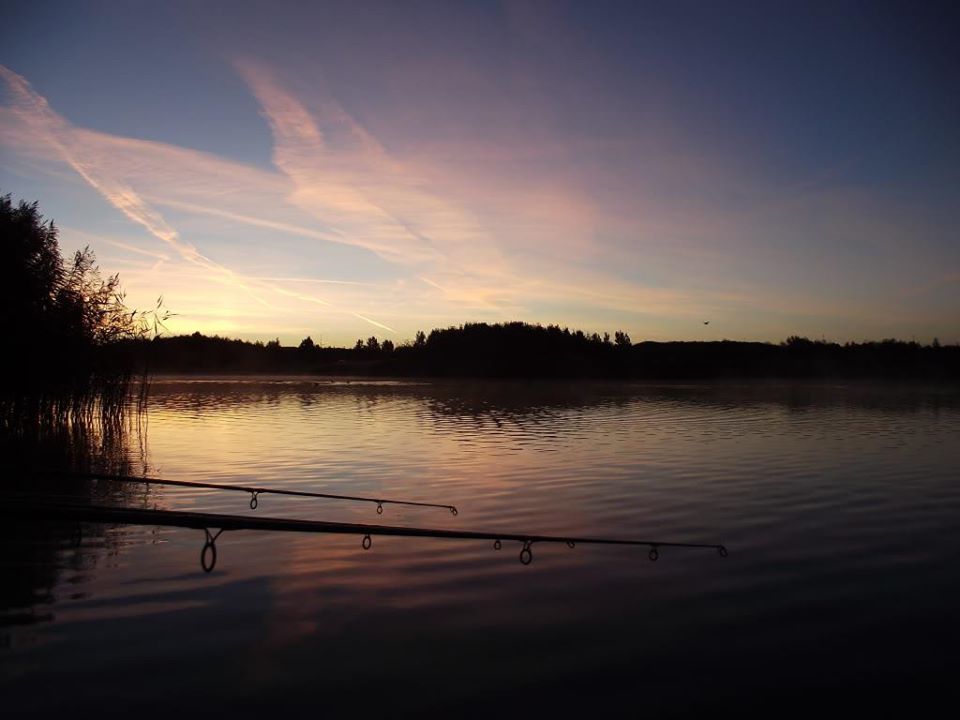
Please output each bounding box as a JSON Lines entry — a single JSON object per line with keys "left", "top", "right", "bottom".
{"left": 1, "top": 0, "right": 958, "bottom": 346}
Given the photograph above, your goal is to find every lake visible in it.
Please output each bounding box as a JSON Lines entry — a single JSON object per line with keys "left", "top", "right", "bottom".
{"left": 2, "top": 378, "right": 959, "bottom": 716}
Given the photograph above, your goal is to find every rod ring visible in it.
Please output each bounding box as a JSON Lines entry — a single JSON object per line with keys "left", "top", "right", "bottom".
{"left": 718, "top": 546, "right": 728, "bottom": 557}
{"left": 494, "top": 539, "right": 502, "bottom": 550}
{"left": 450, "top": 507, "right": 458, "bottom": 516}
{"left": 249, "top": 492, "right": 259, "bottom": 510}
{"left": 566, "top": 540, "right": 575, "bottom": 549}
{"left": 201, "top": 540, "right": 217, "bottom": 572}
{"left": 648, "top": 547, "right": 659, "bottom": 562}
{"left": 519, "top": 546, "right": 533, "bottom": 565}
{"left": 376, "top": 503, "right": 383, "bottom": 515}
{"left": 362, "top": 534, "right": 372, "bottom": 550}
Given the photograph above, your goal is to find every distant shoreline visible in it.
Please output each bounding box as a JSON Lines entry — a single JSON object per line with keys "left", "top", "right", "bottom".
{"left": 118, "top": 324, "right": 959, "bottom": 384}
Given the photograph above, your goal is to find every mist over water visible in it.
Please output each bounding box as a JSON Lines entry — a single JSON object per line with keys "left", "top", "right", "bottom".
{"left": 3, "top": 379, "right": 959, "bottom": 715}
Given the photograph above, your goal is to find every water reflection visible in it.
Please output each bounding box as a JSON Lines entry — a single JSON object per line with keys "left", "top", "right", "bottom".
{"left": 3, "top": 378, "right": 960, "bottom": 715}
{"left": 0, "top": 398, "right": 148, "bottom": 637}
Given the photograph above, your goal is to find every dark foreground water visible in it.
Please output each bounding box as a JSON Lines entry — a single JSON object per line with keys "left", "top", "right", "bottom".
{"left": 2, "top": 379, "right": 960, "bottom": 716}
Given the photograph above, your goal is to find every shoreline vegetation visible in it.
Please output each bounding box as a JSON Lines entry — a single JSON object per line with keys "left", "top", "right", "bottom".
{"left": 1, "top": 194, "right": 167, "bottom": 401}
{"left": 1, "top": 193, "right": 159, "bottom": 476}
{"left": 125, "top": 328, "right": 959, "bottom": 381}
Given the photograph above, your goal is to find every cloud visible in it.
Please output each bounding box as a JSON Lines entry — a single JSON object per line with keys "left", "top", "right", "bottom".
{"left": 0, "top": 64, "right": 398, "bottom": 332}
{"left": 235, "top": 59, "right": 501, "bottom": 271}
{"left": 1, "top": 61, "right": 796, "bottom": 341}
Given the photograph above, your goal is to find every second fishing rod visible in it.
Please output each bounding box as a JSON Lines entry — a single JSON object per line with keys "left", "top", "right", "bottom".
{"left": 37, "top": 470, "right": 459, "bottom": 516}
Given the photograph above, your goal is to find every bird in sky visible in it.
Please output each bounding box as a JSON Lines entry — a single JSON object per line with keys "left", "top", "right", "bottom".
{"left": 703, "top": 321, "right": 710, "bottom": 325}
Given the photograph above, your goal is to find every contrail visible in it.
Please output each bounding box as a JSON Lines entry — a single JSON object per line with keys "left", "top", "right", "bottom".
{"left": 352, "top": 312, "right": 396, "bottom": 334}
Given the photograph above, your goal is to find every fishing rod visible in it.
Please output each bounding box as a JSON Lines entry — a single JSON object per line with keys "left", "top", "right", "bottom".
{"left": 34, "top": 470, "right": 459, "bottom": 516}
{"left": 0, "top": 497, "right": 728, "bottom": 572}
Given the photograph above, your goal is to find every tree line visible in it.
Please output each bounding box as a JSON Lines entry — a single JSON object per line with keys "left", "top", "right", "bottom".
{"left": 128, "top": 324, "right": 958, "bottom": 380}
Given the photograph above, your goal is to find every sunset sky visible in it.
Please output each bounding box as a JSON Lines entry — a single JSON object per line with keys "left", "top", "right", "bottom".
{"left": 2, "top": 1, "right": 958, "bottom": 346}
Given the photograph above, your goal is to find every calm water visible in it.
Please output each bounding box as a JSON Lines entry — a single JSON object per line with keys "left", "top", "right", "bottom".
{"left": 3, "top": 378, "right": 960, "bottom": 716}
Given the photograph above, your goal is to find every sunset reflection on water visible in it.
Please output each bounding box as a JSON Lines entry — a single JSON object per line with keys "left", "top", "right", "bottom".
{"left": 3, "top": 379, "right": 959, "bottom": 715}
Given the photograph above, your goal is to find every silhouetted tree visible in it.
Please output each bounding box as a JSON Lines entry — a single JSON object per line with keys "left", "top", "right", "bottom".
{"left": 415, "top": 330, "right": 427, "bottom": 348}
{"left": 614, "top": 331, "right": 632, "bottom": 348}
{"left": 381, "top": 339, "right": 394, "bottom": 353}
{"left": 366, "top": 336, "right": 380, "bottom": 352}
{"left": 298, "top": 336, "right": 315, "bottom": 351}
{"left": 354, "top": 339, "right": 364, "bottom": 351}
{"left": 1, "top": 193, "right": 159, "bottom": 395}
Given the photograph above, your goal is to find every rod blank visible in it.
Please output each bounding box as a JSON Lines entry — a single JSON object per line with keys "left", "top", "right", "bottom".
{"left": 35, "top": 471, "right": 459, "bottom": 515}
{"left": 0, "top": 498, "right": 727, "bottom": 557}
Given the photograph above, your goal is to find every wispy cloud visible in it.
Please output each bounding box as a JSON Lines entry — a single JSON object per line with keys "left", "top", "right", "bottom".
{"left": 0, "top": 64, "right": 399, "bottom": 333}
{"left": 2, "top": 61, "right": 721, "bottom": 336}
{"left": 235, "top": 59, "right": 499, "bottom": 271}
{"left": 5, "top": 60, "right": 880, "bottom": 342}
